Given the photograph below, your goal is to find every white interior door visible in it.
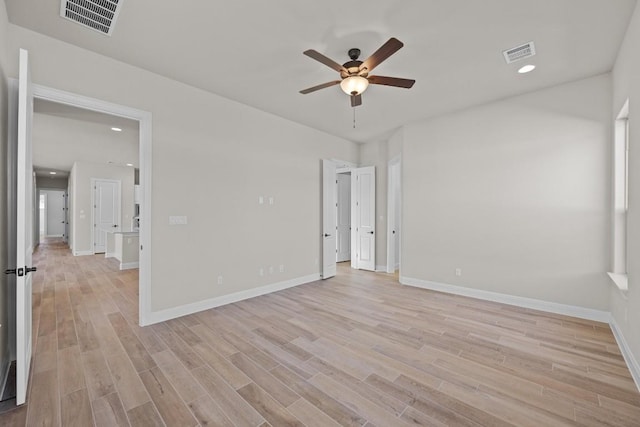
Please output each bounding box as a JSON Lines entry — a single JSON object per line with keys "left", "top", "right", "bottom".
{"left": 354, "top": 166, "right": 376, "bottom": 271}
{"left": 16, "top": 48, "right": 35, "bottom": 406}
{"left": 44, "top": 190, "right": 65, "bottom": 237}
{"left": 93, "top": 180, "right": 121, "bottom": 253}
{"left": 336, "top": 173, "right": 351, "bottom": 262}
{"left": 322, "top": 160, "right": 337, "bottom": 279}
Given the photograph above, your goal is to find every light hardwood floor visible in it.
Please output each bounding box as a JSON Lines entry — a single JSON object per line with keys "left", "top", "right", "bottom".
{"left": 1, "top": 238, "right": 639, "bottom": 426}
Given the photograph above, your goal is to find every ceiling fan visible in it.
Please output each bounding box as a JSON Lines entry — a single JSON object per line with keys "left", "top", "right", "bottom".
{"left": 300, "top": 37, "right": 415, "bottom": 107}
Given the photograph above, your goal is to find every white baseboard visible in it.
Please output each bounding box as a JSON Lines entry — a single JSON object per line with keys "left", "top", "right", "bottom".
{"left": 145, "top": 273, "right": 321, "bottom": 325}
{"left": 400, "top": 276, "right": 611, "bottom": 323}
{"left": 120, "top": 262, "right": 139, "bottom": 270}
{"left": 609, "top": 317, "right": 640, "bottom": 392}
{"left": 73, "top": 250, "right": 94, "bottom": 256}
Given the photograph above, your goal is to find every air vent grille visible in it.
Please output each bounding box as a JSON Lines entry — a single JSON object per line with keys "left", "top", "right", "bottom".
{"left": 60, "top": 0, "right": 123, "bottom": 36}
{"left": 503, "top": 42, "right": 536, "bottom": 64}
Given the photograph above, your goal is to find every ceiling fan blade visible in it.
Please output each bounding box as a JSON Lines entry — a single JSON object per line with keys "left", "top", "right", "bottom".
{"left": 350, "top": 94, "right": 362, "bottom": 107}
{"left": 303, "top": 50, "right": 348, "bottom": 73}
{"left": 368, "top": 75, "right": 415, "bottom": 89}
{"left": 361, "top": 38, "right": 404, "bottom": 73}
{"left": 299, "top": 80, "right": 341, "bottom": 94}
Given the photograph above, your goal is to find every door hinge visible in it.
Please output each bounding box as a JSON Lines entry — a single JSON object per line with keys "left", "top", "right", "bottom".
{"left": 140, "top": 245, "right": 143, "bottom": 250}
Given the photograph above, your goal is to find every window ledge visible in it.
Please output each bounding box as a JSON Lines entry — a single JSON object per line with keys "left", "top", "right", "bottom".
{"left": 607, "top": 272, "right": 628, "bottom": 297}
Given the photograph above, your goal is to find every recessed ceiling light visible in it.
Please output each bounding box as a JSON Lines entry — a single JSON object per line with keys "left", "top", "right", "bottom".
{"left": 518, "top": 64, "right": 536, "bottom": 74}
{"left": 49, "top": 171, "right": 57, "bottom": 175}
{"left": 126, "top": 163, "right": 133, "bottom": 167}
{"left": 111, "top": 127, "right": 122, "bottom": 132}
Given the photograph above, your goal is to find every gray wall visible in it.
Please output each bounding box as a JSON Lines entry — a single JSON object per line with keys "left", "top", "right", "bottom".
{"left": 7, "top": 24, "right": 359, "bottom": 313}
{"left": 402, "top": 74, "right": 612, "bottom": 311}
{"left": 0, "top": 0, "right": 10, "bottom": 389}
{"left": 612, "top": 1, "right": 640, "bottom": 377}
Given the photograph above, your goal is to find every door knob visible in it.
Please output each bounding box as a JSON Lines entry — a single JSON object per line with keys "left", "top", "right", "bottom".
{"left": 368, "top": 231, "right": 374, "bottom": 235}
{"left": 25, "top": 266, "right": 37, "bottom": 274}
{"left": 324, "top": 233, "right": 331, "bottom": 237}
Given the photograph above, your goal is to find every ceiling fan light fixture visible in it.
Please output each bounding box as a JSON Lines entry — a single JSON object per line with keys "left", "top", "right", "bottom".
{"left": 340, "top": 76, "right": 369, "bottom": 96}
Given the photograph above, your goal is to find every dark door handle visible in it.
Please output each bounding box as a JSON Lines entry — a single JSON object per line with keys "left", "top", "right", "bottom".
{"left": 4, "top": 269, "right": 16, "bottom": 275}
{"left": 324, "top": 233, "right": 331, "bottom": 237}
{"left": 25, "top": 266, "right": 37, "bottom": 274}
{"left": 368, "top": 231, "right": 374, "bottom": 235}
{"left": 392, "top": 230, "right": 396, "bottom": 234}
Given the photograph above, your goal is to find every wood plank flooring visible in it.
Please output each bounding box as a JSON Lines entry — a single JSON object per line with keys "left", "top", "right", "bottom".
{"left": 1, "top": 237, "right": 639, "bottom": 426}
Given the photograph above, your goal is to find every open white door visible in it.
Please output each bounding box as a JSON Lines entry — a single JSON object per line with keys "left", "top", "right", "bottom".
{"left": 16, "top": 48, "right": 35, "bottom": 406}
{"left": 93, "top": 179, "right": 121, "bottom": 253}
{"left": 322, "top": 160, "right": 337, "bottom": 279}
{"left": 354, "top": 166, "right": 376, "bottom": 271}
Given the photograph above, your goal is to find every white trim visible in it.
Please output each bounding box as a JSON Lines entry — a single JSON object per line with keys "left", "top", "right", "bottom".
{"left": 119, "top": 261, "right": 139, "bottom": 270}
{"left": 607, "top": 272, "right": 629, "bottom": 298}
{"left": 145, "top": 274, "right": 320, "bottom": 325}
{"left": 400, "top": 276, "right": 611, "bottom": 323}
{"left": 29, "top": 83, "right": 153, "bottom": 327}
{"left": 610, "top": 317, "right": 640, "bottom": 392}
{"left": 73, "top": 250, "right": 95, "bottom": 256}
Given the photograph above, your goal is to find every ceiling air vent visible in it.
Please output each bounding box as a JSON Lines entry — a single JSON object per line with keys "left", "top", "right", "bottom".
{"left": 502, "top": 41, "right": 536, "bottom": 64}
{"left": 60, "top": 0, "right": 124, "bottom": 36}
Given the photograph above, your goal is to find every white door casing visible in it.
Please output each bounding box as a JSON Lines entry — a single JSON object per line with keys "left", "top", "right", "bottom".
{"left": 336, "top": 173, "right": 351, "bottom": 262}
{"left": 16, "top": 48, "right": 35, "bottom": 406}
{"left": 353, "top": 166, "right": 376, "bottom": 271}
{"left": 387, "top": 155, "right": 401, "bottom": 273}
{"left": 92, "top": 179, "right": 121, "bottom": 253}
{"left": 322, "top": 159, "right": 337, "bottom": 279}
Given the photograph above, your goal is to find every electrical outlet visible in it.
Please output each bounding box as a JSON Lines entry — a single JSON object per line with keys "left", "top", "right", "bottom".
{"left": 217, "top": 275, "right": 223, "bottom": 285}
{"left": 258, "top": 196, "right": 264, "bottom": 205}
{"left": 259, "top": 268, "right": 264, "bottom": 276}
{"left": 455, "top": 268, "right": 462, "bottom": 277}
{"left": 279, "top": 264, "right": 284, "bottom": 273}
{"left": 269, "top": 266, "right": 274, "bottom": 274}
{"left": 269, "top": 197, "right": 274, "bottom": 205}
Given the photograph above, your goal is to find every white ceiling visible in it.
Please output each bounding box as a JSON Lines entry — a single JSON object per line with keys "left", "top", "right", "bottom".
{"left": 6, "top": 0, "right": 637, "bottom": 143}
{"left": 33, "top": 98, "right": 138, "bottom": 177}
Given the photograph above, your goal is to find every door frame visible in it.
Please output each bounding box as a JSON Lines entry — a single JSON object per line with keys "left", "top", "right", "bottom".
{"left": 9, "top": 82, "right": 154, "bottom": 326}
{"left": 91, "top": 178, "right": 122, "bottom": 254}
{"left": 386, "top": 154, "right": 402, "bottom": 274}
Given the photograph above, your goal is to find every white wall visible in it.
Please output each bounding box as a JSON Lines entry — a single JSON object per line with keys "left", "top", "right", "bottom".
{"left": 0, "top": 0, "right": 10, "bottom": 383}
{"left": 7, "top": 25, "right": 359, "bottom": 313}
{"left": 70, "top": 161, "right": 134, "bottom": 255}
{"left": 612, "top": 2, "right": 640, "bottom": 378}
{"left": 402, "top": 74, "right": 612, "bottom": 311}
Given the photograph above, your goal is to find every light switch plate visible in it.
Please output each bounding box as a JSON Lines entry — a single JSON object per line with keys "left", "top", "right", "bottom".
{"left": 169, "top": 216, "right": 188, "bottom": 225}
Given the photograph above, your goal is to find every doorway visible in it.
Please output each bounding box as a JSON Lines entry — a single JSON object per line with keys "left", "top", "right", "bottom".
{"left": 322, "top": 159, "right": 376, "bottom": 279}
{"left": 92, "top": 179, "right": 122, "bottom": 254}
{"left": 386, "top": 155, "right": 401, "bottom": 273}
{"left": 38, "top": 189, "right": 66, "bottom": 241}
